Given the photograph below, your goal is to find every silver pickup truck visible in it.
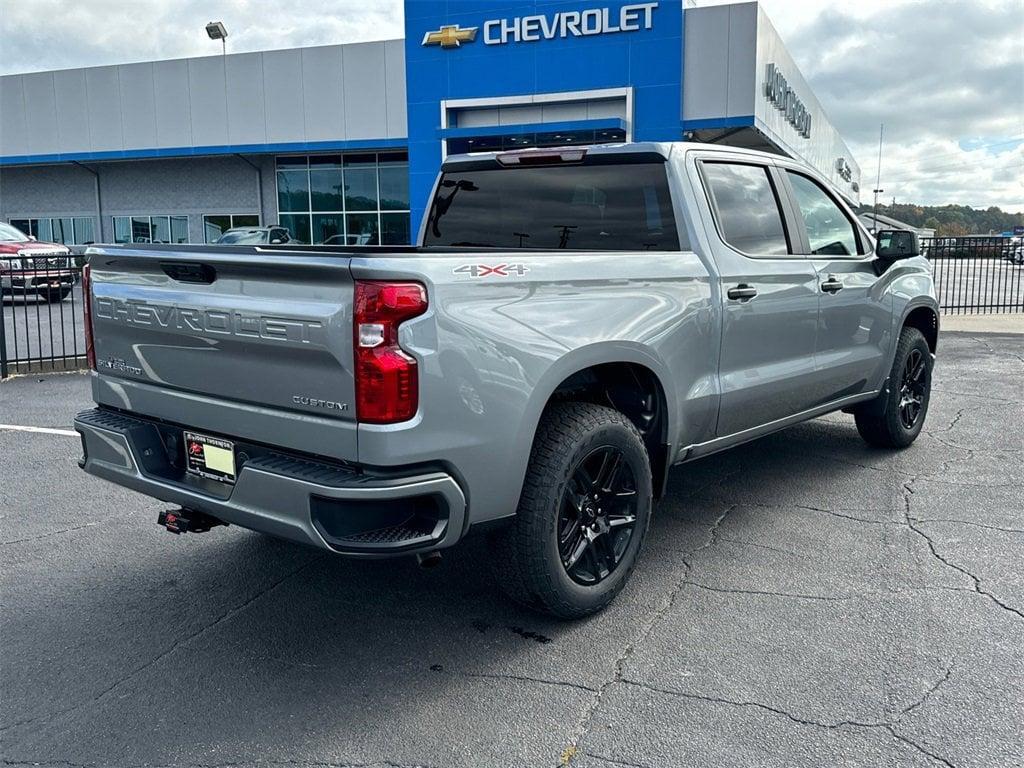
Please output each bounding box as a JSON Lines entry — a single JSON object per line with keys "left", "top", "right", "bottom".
{"left": 75, "top": 142, "right": 938, "bottom": 618}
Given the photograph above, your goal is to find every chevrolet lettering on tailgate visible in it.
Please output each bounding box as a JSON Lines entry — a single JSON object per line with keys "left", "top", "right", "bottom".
{"left": 93, "top": 297, "right": 325, "bottom": 345}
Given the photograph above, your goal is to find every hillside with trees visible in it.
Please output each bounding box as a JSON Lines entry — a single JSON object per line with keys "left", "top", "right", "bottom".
{"left": 856, "top": 203, "right": 1023, "bottom": 236}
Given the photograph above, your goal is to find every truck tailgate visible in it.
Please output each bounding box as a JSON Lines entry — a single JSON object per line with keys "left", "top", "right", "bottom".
{"left": 88, "top": 247, "right": 358, "bottom": 460}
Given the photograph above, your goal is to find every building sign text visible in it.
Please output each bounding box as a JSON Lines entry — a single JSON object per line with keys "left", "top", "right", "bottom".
{"left": 764, "top": 63, "right": 812, "bottom": 139}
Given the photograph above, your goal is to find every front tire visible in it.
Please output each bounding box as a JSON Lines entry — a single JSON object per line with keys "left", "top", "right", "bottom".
{"left": 854, "top": 327, "right": 933, "bottom": 448}
{"left": 489, "top": 402, "right": 653, "bottom": 619}
{"left": 41, "top": 287, "right": 71, "bottom": 303}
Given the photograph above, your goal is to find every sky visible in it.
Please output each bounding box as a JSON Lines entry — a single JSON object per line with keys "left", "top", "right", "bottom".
{"left": 0, "top": 0, "right": 1022, "bottom": 211}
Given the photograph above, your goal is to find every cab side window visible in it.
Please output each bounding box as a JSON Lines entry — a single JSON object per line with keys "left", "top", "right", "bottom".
{"left": 702, "top": 162, "right": 790, "bottom": 255}
{"left": 786, "top": 171, "right": 860, "bottom": 256}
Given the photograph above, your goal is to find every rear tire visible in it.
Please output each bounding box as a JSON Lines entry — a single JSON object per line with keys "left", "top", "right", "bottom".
{"left": 489, "top": 402, "right": 653, "bottom": 619}
{"left": 854, "top": 327, "right": 933, "bottom": 448}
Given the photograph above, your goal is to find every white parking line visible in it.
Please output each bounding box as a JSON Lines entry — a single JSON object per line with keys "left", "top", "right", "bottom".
{"left": 0, "top": 424, "right": 78, "bottom": 436}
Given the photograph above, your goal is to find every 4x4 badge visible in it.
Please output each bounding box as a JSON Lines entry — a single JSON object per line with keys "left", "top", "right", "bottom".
{"left": 453, "top": 263, "right": 530, "bottom": 278}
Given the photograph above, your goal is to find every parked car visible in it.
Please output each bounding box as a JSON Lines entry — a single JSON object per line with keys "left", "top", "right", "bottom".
{"left": 214, "top": 226, "right": 292, "bottom": 245}
{"left": 75, "top": 142, "right": 940, "bottom": 618}
{"left": 322, "top": 233, "right": 375, "bottom": 246}
{"left": 1007, "top": 238, "right": 1024, "bottom": 265}
{"left": 0, "top": 221, "right": 75, "bottom": 302}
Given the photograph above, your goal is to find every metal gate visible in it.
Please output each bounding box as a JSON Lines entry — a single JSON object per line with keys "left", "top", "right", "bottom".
{"left": 3, "top": 238, "right": 1023, "bottom": 380}
{"left": 1, "top": 254, "right": 87, "bottom": 379}
{"left": 922, "top": 236, "right": 1024, "bottom": 314}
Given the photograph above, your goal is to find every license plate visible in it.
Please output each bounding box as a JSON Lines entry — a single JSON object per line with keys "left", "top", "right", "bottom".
{"left": 184, "top": 431, "right": 236, "bottom": 484}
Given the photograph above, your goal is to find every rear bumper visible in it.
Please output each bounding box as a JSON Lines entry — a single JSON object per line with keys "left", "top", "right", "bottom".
{"left": 74, "top": 408, "right": 467, "bottom": 556}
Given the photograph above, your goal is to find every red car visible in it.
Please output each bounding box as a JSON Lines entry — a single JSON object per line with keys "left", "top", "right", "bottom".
{"left": 0, "top": 222, "right": 76, "bottom": 302}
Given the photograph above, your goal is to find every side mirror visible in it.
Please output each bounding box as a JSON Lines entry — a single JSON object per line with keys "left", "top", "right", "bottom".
{"left": 876, "top": 229, "right": 919, "bottom": 261}
{"left": 270, "top": 238, "right": 283, "bottom": 244}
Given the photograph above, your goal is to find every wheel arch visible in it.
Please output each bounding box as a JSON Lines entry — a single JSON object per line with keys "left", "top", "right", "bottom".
{"left": 901, "top": 302, "right": 939, "bottom": 353}
{"left": 517, "top": 344, "right": 677, "bottom": 499}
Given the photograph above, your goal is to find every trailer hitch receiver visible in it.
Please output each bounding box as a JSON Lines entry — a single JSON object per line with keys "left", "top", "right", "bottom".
{"left": 157, "top": 508, "right": 227, "bottom": 534}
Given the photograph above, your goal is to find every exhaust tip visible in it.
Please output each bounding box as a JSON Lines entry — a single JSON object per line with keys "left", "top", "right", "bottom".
{"left": 416, "top": 551, "right": 443, "bottom": 569}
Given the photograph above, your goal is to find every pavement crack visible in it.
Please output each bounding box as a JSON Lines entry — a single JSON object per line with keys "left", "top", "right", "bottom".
{"left": 618, "top": 678, "right": 882, "bottom": 730}
{"left": 441, "top": 668, "right": 597, "bottom": 694}
{"left": 899, "top": 660, "right": 954, "bottom": 719}
{"left": 682, "top": 580, "right": 853, "bottom": 602}
{"left": 913, "top": 518, "right": 1024, "bottom": 535}
{"left": 716, "top": 535, "right": 801, "bottom": 558}
{"left": 563, "top": 506, "right": 737, "bottom": 765}
{"left": 688, "top": 498, "right": 903, "bottom": 527}
{"left": 0, "top": 754, "right": 447, "bottom": 768}
{"left": 0, "top": 520, "right": 108, "bottom": 546}
{"left": 618, "top": 680, "right": 961, "bottom": 767}
{"left": 935, "top": 408, "right": 967, "bottom": 434}
{"left": 971, "top": 335, "right": 1024, "bottom": 367}
{"left": 579, "top": 754, "right": 655, "bottom": 768}
{"left": 0, "top": 556, "right": 321, "bottom": 735}
{"left": 804, "top": 453, "right": 908, "bottom": 475}
{"left": 184, "top": 761, "right": 446, "bottom": 768}
{"left": 794, "top": 505, "right": 903, "bottom": 526}
{"left": 884, "top": 726, "right": 959, "bottom": 768}
{"left": 903, "top": 478, "right": 1024, "bottom": 623}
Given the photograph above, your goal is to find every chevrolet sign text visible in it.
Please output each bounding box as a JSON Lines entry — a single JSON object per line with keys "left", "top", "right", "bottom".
{"left": 483, "top": 2, "right": 658, "bottom": 45}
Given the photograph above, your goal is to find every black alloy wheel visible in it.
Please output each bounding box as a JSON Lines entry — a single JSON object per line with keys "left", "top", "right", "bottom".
{"left": 854, "top": 326, "right": 933, "bottom": 448}
{"left": 898, "top": 347, "right": 929, "bottom": 429}
{"left": 489, "top": 402, "right": 653, "bottom": 618}
{"left": 558, "top": 445, "right": 639, "bottom": 585}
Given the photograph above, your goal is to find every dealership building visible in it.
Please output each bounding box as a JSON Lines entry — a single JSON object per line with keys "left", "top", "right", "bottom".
{"left": 0, "top": 0, "right": 861, "bottom": 247}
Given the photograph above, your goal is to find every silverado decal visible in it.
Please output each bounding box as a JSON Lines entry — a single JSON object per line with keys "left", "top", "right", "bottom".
{"left": 453, "top": 263, "right": 530, "bottom": 278}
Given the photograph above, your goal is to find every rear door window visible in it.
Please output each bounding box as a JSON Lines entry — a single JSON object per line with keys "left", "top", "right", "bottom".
{"left": 423, "top": 160, "right": 681, "bottom": 251}
{"left": 785, "top": 171, "right": 861, "bottom": 256}
{"left": 701, "top": 162, "right": 790, "bottom": 255}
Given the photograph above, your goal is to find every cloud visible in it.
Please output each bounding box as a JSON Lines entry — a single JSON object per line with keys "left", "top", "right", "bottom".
{"left": 762, "top": 0, "right": 1024, "bottom": 209}
{"left": 0, "top": 0, "right": 404, "bottom": 73}
{"left": 1, "top": 0, "right": 1021, "bottom": 209}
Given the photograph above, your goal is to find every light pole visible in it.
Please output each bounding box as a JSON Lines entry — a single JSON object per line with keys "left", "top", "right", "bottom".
{"left": 872, "top": 123, "right": 884, "bottom": 233}
{"left": 206, "top": 21, "right": 228, "bottom": 56}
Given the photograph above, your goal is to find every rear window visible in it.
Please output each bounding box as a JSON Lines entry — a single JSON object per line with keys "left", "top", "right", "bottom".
{"left": 423, "top": 161, "right": 681, "bottom": 251}
{"left": 701, "top": 162, "right": 790, "bottom": 255}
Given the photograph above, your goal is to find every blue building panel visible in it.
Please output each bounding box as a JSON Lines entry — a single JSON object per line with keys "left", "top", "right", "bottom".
{"left": 404, "top": 0, "right": 685, "bottom": 227}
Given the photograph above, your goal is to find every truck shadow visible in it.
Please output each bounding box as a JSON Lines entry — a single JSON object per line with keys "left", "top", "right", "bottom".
{"left": 4, "top": 414, "right": 914, "bottom": 764}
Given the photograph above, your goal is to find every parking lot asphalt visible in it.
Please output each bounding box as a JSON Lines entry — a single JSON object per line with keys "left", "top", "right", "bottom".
{"left": 1, "top": 331, "right": 1021, "bottom": 768}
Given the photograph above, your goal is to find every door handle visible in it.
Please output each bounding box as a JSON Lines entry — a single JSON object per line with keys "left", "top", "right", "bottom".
{"left": 820, "top": 276, "right": 844, "bottom": 294}
{"left": 727, "top": 284, "right": 758, "bottom": 301}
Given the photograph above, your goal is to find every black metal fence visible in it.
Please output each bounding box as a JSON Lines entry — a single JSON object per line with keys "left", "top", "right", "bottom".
{"left": 1, "top": 237, "right": 1022, "bottom": 380}
{"left": 1, "top": 253, "right": 87, "bottom": 379}
{"left": 922, "top": 236, "right": 1024, "bottom": 314}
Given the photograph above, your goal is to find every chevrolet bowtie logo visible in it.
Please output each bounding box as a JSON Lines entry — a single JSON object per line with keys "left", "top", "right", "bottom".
{"left": 422, "top": 24, "right": 478, "bottom": 48}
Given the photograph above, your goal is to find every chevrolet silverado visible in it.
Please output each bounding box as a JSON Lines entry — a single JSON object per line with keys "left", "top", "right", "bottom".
{"left": 74, "top": 142, "right": 939, "bottom": 618}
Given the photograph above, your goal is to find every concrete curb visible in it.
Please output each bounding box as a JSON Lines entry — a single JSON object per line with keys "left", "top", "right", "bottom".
{"left": 940, "top": 314, "right": 1024, "bottom": 335}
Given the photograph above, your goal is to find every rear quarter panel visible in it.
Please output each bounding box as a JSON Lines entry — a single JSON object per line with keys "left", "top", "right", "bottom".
{"left": 350, "top": 249, "right": 717, "bottom": 526}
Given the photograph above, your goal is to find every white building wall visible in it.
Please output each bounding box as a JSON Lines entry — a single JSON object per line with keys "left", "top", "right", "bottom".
{"left": 683, "top": 2, "right": 861, "bottom": 202}
{"left": 0, "top": 40, "right": 406, "bottom": 160}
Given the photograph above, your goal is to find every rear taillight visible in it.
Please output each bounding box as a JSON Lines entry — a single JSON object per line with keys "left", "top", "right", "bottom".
{"left": 354, "top": 281, "right": 427, "bottom": 424}
{"left": 82, "top": 262, "right": 96, "bottom": 370}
